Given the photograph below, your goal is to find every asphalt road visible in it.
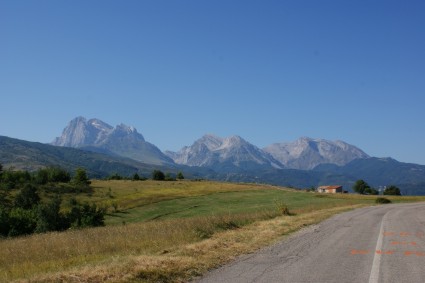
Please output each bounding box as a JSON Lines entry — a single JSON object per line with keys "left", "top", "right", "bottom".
{"left": 196, "top": 202, "right": 425, "bottom": 283}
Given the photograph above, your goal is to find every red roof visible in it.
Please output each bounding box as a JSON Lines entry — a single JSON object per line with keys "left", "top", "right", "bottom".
{"left": 318, "top": 185, "right": 342, "bottom": 190}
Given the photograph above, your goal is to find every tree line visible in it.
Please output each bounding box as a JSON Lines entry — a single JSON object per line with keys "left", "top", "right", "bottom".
{"left": 0, "top": 164, "right": 105, "bottom": 238}
{"left": 352, "top": 179, "right": 401, "bottom": 195}
{"left": 106, "top": 170, "right": 184, "bottom": 181}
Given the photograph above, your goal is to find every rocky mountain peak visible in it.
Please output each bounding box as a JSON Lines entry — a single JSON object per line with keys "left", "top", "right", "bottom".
{"left": 52, "top": 117, "right": 171, "bottom": 165}
{"left": 197, "top": 134, "right": 223, "bottom": 150}
{"left": 165, "top": 134, "right": 284, "bottom": 171}
{"left": 109, "top": 123, "right": 145, "bottom": 141}
{"left": 52, "top": 116, "right": 102, "bottom": 147}
{"left": 264, "top": 137, "right": 369, "bottom": 170}
{"left": 88, "top": 118, "right": 113, "bottom": 132}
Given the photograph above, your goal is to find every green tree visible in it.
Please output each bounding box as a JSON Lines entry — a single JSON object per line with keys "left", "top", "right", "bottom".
{"left": 353, "top": 179, "right": 370, "bottom": 195}
{"left": 68, "top": 203, "right": 105, "bottom": 228}
{"left": 47, "top": 167, "right": 71, "bottom": 183}
{"left": 0, "top": 205, "right": 10, "bottom": 237}
{"left": 176, "top": 172, "right": 185, "bottom": 180}
{"left": 364, "top": 187, "right": 379, "bottom": 195}
{"left": 35, "top": 169, "right": 49, "bottom": 185}
{"left": 132, "top": 173, "right": 140, "bottom": 181}
{"left": 0, "top": 187, "right": 11, "bottom": 209}
{"left": 108, "top": 173, "right": 123, "bottom": 180}
{"left": 14, "top": 184, "right": 40, "bottom": 209}
{"left": 164, "top": 173, "right": 175, "bottom": 181}
{"left": 152, "top": 170, "right": 165, "bottom": 181}
{"left": 35, "top": 196, "right": 67, "bottom": 233}
{"left": 72, "top": 168, "right": 91, "bottom": 185}
{"left": 383, "top": 185, "right": 401, "bottom": 196}
{"left": 8, "top": 207, "right": 37, "bottom": 236}
{"left": 1, "top": 170, "right": 17, "bottom": 189}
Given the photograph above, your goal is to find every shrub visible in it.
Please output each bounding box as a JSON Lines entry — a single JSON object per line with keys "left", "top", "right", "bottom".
{"left": 274, "top": 200, "right": 290, "bottom": 215}
{"left": 152, "top": 170, "right": 165, "bottom": 181}
{"left": 375, "top": 197, "right": 392, "bottom": 204}
{"left": 383, "top": 185, "right": 401, "bottom": 196}
{"left": 14, "top": 184, "right": 40, "bottom": 209}
{"left": 176, "top": 172, "right": 184, "bottom": 180}
{"left": 8, "top": 207, "right": 37, "bottom": 236}
{"left": 107, "top": 173, "right": 123, "bottom": 180}
{"left": 132, "top": 173, "right": 140, "bottom": 181}
{"left": 72, "top": 168, "right": 91, "bottom": 185}
{"left": 69, "top": 203, "right": 106, "bottom": 228}
{"left": 35, "top": 196, "right": 67, "bottom": 233}
{"left": 164, "top": 173, "right": 176, "bottom": 181}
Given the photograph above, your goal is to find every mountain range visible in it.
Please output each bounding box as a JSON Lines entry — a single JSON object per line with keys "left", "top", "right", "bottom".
{"left": 2, "top": 116, "right": 425, "bottom": 195}
{"left": 51, "top": 117, "right": 174, "bottom": 166}
{"left": 263, "top": 137, "right": 370, "bottom": 170}
{"left": 165, "top": 134, "right": 283, "bottom": 172}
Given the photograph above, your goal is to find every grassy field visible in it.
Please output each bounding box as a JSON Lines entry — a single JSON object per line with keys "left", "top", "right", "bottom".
{"left": 1, "top": 180, "right": 424, "bottom": 282}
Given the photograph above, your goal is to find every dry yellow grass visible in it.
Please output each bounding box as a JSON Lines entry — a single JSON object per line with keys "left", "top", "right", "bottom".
{"left": 2, "top": 204, "right": 365, "bottom": 283}
{"left": 2, "top": 179, "right": 424, "bottom": 283}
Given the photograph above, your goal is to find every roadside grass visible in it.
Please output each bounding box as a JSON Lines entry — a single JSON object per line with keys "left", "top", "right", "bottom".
{"left": 0, "top": 205, "right": 364, "bottom": 283}
{"left": 0, "top": 210, "right": 279, "bottom": 282}
{"left": 317, "top": 192, "right": 425, "bottom": 203}
{"left": 1, "top": 180, "right": 425, "bottom": 282}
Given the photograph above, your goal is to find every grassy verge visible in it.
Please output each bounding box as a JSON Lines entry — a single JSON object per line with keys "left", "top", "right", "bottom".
{"left": 1, "top": 180, "right": 424, "bottom": 282}
{"left": 1, "top": 205, "right": 362, "bottom": 282}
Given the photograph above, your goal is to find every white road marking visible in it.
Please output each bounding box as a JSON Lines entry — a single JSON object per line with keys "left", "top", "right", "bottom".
{"left": 368, "top": 211, "right": 389, "bottom": 283}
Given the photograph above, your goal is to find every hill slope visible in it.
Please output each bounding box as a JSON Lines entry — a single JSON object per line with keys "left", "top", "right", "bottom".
{"left": 0, "top": 136, "right": 159, "bottom": 177}
{"left": 314, "top": 157, "right": 425, "bottom": 189}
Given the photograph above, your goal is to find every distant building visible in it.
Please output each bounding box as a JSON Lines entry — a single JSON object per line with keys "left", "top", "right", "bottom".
{"left": 317, "top": 185, "right": 343, "bottom": 193}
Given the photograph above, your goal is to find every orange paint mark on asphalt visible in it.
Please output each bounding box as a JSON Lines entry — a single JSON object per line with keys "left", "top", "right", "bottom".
{"left": 351, "top": 249, "right": 370, "bottom": 255}
{"left": 383, "top": 232, "right": 425, "bottom": 238}
{"left": 404, "top": 251, "right": 425, "bottom": 257}
{"left": 390, "top": 241, "right": 417, "bottom": 246}
{"left": 376, "top": 250, "right": 392, "bottom": 255}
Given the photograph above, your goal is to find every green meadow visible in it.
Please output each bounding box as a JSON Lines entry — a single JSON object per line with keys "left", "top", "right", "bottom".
{"left": 2, "top": 179, "right": 424, "bottom": 282}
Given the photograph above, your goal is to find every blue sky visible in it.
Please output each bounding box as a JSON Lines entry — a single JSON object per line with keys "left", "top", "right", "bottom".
{"left": 1, "top": 1, "right": 425, "bottom": 164}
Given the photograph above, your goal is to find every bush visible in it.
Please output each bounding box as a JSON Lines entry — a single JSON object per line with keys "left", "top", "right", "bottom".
{"left": 0, "top": 206, "right": 10, "bottom": 237}
{"left": 108, "top": 173, "right": 123, "bottom": 180}
{"left": 375, "top": 197, "right": 392, "bottom": 204}
{"left": 275, "top": 200, "right": 291, "bottom": 215}
{"left": 36, "top": 167, "right": 71, "bottom": 184}
{"left": 35, "top": 196, "right": 69, "bottom": 233}
{"left": 69, "top": 203, "right": 106, "bottom": 228}
{"left": 383, "top": 185, "right": 401, "bottom": 196}
{"left": 164, "top": 173, "right": 176, "bottom": 181}
{"left": 176, "top": 172, "right": 184, "bottom": 180}
{"left": 8, "top": 207, "right": 37, "bottom": 236}
{"left": 152, "top": 170, "right": 165, "bottom": 181}
{"left": 353, "top": 179, "right": 370, "bottom": 194}
{"left": 14, "top": 184, "right": 40, "bottom": 209}
{"left": 72, "top": 168, "right": 91, "bottom": 186}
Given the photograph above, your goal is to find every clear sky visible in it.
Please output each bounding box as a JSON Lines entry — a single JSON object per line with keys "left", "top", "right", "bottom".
{"left": 1, "top": 1, "right": 424, "bottom": 164}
